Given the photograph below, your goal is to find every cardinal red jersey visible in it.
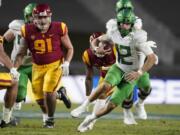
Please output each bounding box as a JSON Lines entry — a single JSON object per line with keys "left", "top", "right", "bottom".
{"left": 21, "top": 22, "right": 68, "bottom": 65}
{"left": 82, "top": 46, "right": 116, "bottom": 78}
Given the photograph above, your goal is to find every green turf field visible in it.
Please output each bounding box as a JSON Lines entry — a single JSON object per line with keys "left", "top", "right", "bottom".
{"left": 0, "top": 103, "right": 180, "bottom": 135}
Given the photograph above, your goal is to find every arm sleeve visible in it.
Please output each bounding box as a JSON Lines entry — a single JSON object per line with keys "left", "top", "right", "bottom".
{"left": 82, "top": 50, "right": 92, "bottom": 67}
{"left": 21, "top": 25, "right": 26, "bottom": 38}
{"left": 134, "top": 30, "right": 154, "bottom": 55}
{"left": 137, "top": 42, "right": 154, "bottom": 56}
{"left": 106, "top": 19, "right": 126, "bottom": 45}
{"left": 60, "top": 22, "right": 68, "bottom": 36}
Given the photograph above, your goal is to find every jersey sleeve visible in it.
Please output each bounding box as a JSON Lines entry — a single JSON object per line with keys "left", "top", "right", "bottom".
{"left": 82, "top": 50, "right": 92, "bottom": 67}
{"left": 8, "top": 19, "right": 24, "bottom": 35}
{"left": 21, "top": 25, "right": 26, "bottom": 38}
{"left": 133, "top": 29, "right": 147, "bottom": 44}
{"left": 137, "top": 41, "right": 154, "bottom": 56}
{"left": 106, "top": 19, "right": 126, "bottom": 45}
{"left": 60, "top": 22, "right": 68, "bottom": 36}
{"left": 134, "top": 30, "right": 154, "bottom": 55}
{"left": 0, "top": 35, "right": 4, "bottom": 45}
{"left": 112, "top": 45, "right": 117, "bottom": 58}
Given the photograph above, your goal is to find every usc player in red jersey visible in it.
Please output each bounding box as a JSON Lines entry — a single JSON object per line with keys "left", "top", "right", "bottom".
{"left": 14, "top": 4, "right": 74, "bottom": 128}
{"left": 0, "top": 36, "right": 19, "bottom": 128}
{"left": 78, "top": 32, "right": 116, "bottom": 129}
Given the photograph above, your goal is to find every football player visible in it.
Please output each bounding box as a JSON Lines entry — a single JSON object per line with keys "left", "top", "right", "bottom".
{"left": 80, "top": 32, "right": 116, "bottom": 129}
{"left": 71, "top": 0, "right": 143, "bottom": 126}
{"left": 115, "top": 0, "right": 158, "bottom": 123}
{"left": 73, "top": 9, "right": 157, "bottom": 132}
{"left": 3, "top": 3, "right": 71, "bottom": 126}
{"left": 14, "top": 4, "right": 74, "bottom": 128}
{"left": 3, "top": 3, "right": 36, "bottom": 111}
{"left": 0, "top": 36, "right": 19, "bottom": 128}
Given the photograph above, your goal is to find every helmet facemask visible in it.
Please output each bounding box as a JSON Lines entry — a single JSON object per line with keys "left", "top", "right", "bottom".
{"left": 32, "top": 4, "right": 52, "bottom": 32}
{"left": 33, "top": 15, "right": 51, "bottom": 32}
{"left": 116, "top": 9, "right": 135, "bottom": 37}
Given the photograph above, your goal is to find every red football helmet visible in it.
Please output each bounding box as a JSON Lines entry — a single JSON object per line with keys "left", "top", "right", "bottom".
{"left": 89, "top": 32, "right": 108, "bottom": 57}
{"left": 89, "top": 32, "right": 103, "bottom": 42}
{"left": 33, "top": 4, "right": 52, "bottom": 17}
{"left": 32, "top": 4, "right": 52, "bottom": 32}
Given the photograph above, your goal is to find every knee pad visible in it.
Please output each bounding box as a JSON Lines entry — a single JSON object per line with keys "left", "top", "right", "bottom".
{"left": 121, "top": 93, "right": 133, "bottom": 109}
{"left": 122, "top": 99, "right": 133, "bottom": 109}
{"left": 138, "top": 87, "right": 152, "bottom": 100}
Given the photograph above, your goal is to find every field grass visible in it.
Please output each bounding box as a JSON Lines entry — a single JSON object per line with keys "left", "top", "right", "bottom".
{"left": 0, "top": 103, "right": 180, "bottom": 135}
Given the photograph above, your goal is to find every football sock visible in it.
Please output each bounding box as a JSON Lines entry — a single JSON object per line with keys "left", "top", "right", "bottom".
{"left": 2, "top": 106, "right": 13, "bottom": 123}
{"left": 42, "top": 113, "right": 48, "bottom": 123}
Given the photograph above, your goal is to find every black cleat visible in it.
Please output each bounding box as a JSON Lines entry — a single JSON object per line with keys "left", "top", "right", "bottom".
{"left": 0, "top": 117, "right": 20, "bottom": 128}
{"left": 43, "top": 118, "right": 54, "bottom": 128}
{"left": 0, "top": 120, "right": 12, "bottom": 128}
{"left": 10, "top": 116, "right": 20, "bottom": 126}
{"left": 57, "top": 87, "right": 71, "bottom": 109}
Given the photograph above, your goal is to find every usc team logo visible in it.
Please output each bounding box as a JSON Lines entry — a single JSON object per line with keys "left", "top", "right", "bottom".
{"left": 31, "top": 35, "right": 36, "bottom": 40}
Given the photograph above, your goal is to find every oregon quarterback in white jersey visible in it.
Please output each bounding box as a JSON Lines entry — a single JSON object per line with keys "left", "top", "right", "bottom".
{"left": 114, "top": 0, "right": 158, "bottom": 125}
{"left": 72, "top": 8, "right": 156, "bottom": 132}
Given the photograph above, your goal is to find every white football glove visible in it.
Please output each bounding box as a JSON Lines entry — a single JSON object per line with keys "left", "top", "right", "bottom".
{"left": 61, "top": 61, "right": 70, "bottom": 76}
{"left": 145, "top": 41, "right": 157, "bottom": 48}
{"left": 10, "top": 67, "right": 20, "bottom": 81}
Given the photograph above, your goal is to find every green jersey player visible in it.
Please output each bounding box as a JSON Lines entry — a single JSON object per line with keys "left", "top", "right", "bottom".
{"left": 72, "top": 9, "right": 156, "bottom": 132}
{"left": 3, "top": 3, "right": 36, "bottom": 110}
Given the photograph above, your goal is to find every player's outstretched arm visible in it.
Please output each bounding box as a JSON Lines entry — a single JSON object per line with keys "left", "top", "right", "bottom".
{"left": 0, "top": 36, "right": 14, "bottom": 69}
{"left": 14, "top": 37, "right": 28, "bottom": 68}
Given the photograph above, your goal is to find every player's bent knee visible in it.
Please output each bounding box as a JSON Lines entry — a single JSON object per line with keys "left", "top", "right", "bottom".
{"left": 122, "top": 99, "right": 133, "bottom": 109}
{"left": 36, "top": 99, "right": 44, "bottom": 106}
{"left": 138, "top": 87, "right": 152, "bottom": 100}
{"left": 108, "top": 101, "right": 117, "bottom": 110}
{"left": 101, "top": 82, "right": 112, "bottom": 92}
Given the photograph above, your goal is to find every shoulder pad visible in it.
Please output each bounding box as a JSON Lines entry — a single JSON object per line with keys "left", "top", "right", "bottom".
{"left": 134, "top": 16, "right": 142, "bottom": 30}
{"left": 8, "top": 20, "right": 24, "bottom": 32}
{"left": 106, "top": 19, "right": 118, "bottom": 32}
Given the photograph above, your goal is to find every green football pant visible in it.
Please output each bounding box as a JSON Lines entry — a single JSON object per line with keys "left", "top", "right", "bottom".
{"left": 104, "top": 64, "right": 137, "bottom": 106}
{"left": 16, "top": 65, "right": 32, "bottom": 102}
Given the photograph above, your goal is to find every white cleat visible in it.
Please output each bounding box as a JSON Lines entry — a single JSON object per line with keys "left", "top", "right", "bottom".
{"left": 135, "top": 103, "right": 147, "bottom": 120}
{"left": 123, "top": 109, "right": 137, "bottom": 125}
{"left": 71, "top": 105, "right": 87, "bottom": 118}
{"left": 87, "top": 119, "right": 96, "bottom": 130}
{"left": 77, "top": 115, "right": 95, "bottom": 132}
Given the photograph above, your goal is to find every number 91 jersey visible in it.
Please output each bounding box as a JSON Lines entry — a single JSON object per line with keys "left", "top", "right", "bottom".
{"left": 21, "top": 22, "right": 67, "bottom": 65}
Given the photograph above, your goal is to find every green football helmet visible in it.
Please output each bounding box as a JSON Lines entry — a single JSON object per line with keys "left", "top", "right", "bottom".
{"left": 115, "top": 0, "right": 134, "bottom": 13}
{"left": 116, "top": 9, "right": 135, "bottom": 36}
{"left": 24, "top": 3, "right": 36, "bottom": 23}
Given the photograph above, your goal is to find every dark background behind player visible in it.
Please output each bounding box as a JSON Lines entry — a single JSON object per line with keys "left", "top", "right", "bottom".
{"left": 0, "top": 0, "right": 179, "bottom": 78}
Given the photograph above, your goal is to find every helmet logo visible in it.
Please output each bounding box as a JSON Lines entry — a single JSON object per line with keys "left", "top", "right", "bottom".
{"left": 39, "top": 11, "right": 48, "bottom": 16}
